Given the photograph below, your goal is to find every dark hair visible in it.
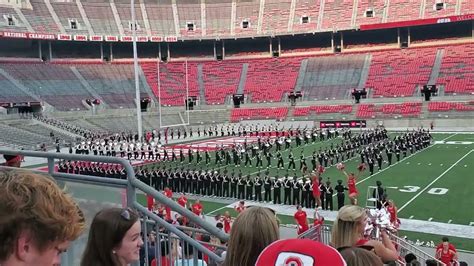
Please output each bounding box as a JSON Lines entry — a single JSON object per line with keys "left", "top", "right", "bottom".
{"left": 160, "top": 240, "right": 169, "bottom": 256}
{"left": 442, "top": 236, "right": 449, "bottom": 242}
{"left": 81, "top": 208, "right": 140, "bottom": 266}
{"left": 183, "top": 242, "right": 194, "bottom": 257}
{"left": 201, "top": 234, "right": 211, "bottom": 242}
{"left": 405, "top": 253, "right": 417, "bottom": 264}
{"left": 216, "top": 222, "right": 223, "bottom": 229}
{"left": 425, "top": 259, "right": 438, "bottom": 266}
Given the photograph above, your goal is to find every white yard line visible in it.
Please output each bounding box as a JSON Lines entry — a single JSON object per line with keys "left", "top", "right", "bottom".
{"left": 440, "top": 133, "right": 458, "bottom": 142}
{"left": 205, "top": 204, "right": 234, "bottom": 216}
{"left": 398, "top": 149, "right": 474, "bottom": 213}
{"left": 355, "top": 144, "right": 437, "bottom": 186}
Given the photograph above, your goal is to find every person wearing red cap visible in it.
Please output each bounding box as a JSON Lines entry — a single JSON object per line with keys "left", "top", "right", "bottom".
{"left": 255, "top": 239, "right": 346, "bottom": 266}
{"left": 294, "top": 205, "right": 309, "bottom": 235}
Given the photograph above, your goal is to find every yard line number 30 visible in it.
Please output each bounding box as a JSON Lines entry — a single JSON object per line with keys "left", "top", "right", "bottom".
{"left": 398, "top": 186, "right": 449, "bottom": 195}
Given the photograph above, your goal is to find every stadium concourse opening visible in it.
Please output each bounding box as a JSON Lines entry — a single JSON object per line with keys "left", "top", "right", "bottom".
{"left": 0, "top": 1, "right": 474, "bottom": 264}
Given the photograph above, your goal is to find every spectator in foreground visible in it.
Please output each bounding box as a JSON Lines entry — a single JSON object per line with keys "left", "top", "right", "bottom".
{"left": 338, "top": 246, "right": 383, "bottom": 266}
{"left": 223, "top": 206, "right": 279, "bottom": 266}
{"left": 81, "top": 208, "right": 143, "bottom": 266}
{"left": 331, "top": 205, "right": 399, "bottom": 262}
{"left": 256, "top": 239, "right": 346, "bottom": 266}
{"left": 0, "top": 169, "right": 85, "bottom": 265}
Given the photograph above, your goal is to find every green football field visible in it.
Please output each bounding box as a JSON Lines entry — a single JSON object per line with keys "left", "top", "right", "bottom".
{"left": 143, "top": 132, "right": 474, "bottom": 225}
{"left": 139, "top": 132, "right": 474, "bottom": 251}
{"left": 65, "top": 131, "right": 474, "bottom": 251}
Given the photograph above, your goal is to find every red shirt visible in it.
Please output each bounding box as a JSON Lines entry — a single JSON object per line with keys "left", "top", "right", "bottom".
{"left": 164, "top": 189, "right": 173, "bottom": 198}
{"left": 348, "top": 177, "right": 357, "bottom": 194}
{"left": 313, "top": 217, "right": 324, "bottom": 227}
{"left": 146, "top": 195, "right": 154, "bottom": 211}
{"left": 294, "top": 210, "right": 308, "bottom": 226}
{"left": 387, "top": 206, "right": 397, "bottom": 223}
{"left": 312, "top": 179, "right": 320, "bottom": 197}
{"left": 223, "top": 216, "right": 232, "bottom": 233}
{"left": 192, "top": 202, "right": 203, "bottom": 216}
{"left": 151, "top": 257, "right": 171, "bottom": 266}
{"left": 177, "top": 196, "right": 187, "bottom": 208}
{"left": 437, "top": 247, "right": 455, "bottom": 265}
{"left": 294, "top": 210, "right": 309, "bottom": 234}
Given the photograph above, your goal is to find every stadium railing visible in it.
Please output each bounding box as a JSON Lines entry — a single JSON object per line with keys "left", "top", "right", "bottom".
{"left": 0, "top": 149, "right": 228, "bottom": 266}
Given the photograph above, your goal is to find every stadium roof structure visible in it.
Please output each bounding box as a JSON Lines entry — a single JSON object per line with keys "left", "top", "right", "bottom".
{"left": 0, "top": 0, "right": 472, "bottom": 42}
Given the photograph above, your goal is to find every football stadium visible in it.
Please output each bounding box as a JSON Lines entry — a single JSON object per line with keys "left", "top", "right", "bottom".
{"left": 0, "top": 0, "right": 473, "bottom": 265}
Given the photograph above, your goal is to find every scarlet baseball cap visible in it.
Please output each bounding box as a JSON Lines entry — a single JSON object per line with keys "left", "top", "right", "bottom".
{"left": 256, "top": 239, "right": 346, "bottom": 266}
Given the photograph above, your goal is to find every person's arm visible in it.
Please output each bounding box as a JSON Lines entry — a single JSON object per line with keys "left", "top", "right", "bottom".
{"left": 342, "top": 170, "right": 349, "bottom": 178}
{"left": 368, "top": 230, "right": 399, "bottom": 262}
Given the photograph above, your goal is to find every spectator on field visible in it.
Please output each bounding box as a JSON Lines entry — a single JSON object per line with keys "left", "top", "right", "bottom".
{"left": 81, "top": 208, "right": 143, "bottom": 266}
{"left": 0, "top": 169, "right": 85, "bottom": 266}
{"left": 223, "top": 206, "right": 279, "bottom": 266}
{"left": 331, "top": 205, "right": 398, "bottom": 263}
{"left": 435, "top": 237, "right": 458, "bottom": 266}
{"left": 338, "top": 246, "right": 383, "bottom": 266}
{"left": 175, "top": 242, "right": 207, "bottom": 266}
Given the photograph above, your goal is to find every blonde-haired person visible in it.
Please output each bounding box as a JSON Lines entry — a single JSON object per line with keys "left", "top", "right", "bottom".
{"left": 338, "top": 246, "right": 384, "bottom": 266}
{"left": 331, "top": 205, "right": 398, "bottom": 263}
{"left": 0, "top": 169, "right": 85, "bottom": 266}
{"left": 223, "top": 207, "right": 279, "bottom": 266}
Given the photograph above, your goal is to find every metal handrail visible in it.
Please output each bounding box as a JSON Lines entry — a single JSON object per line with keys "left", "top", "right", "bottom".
{"left": 0, "top": 149, "right": 228, "bottom": 265}
{"left": 388, "top": 232, "right": 446, "bottom": 266}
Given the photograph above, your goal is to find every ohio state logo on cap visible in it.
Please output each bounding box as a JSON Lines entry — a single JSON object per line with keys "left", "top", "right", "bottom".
{"left": 276, "top": 252, "right": 314, "bottom": 266}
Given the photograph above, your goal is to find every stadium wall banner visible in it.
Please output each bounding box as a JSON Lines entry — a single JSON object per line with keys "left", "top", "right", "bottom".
{"left": 1, "top": 31, "right": 55, "bottom": 40}
{"left": 58, "top": 34, "right": 72, "bottom": 41}
{"left": 165, "top": 36, "right": 178, "bottom": 42}
{"left": 90, "top": 35, "right": 103, "bottom": 42}
{"left": 120, "top": 36, "right": 149, "bottom": 42}
{"left": 320, "top": 120, "right": 367, "bottom": 128}
{"left": 105, "top": 36, "right": 119, "bottom": 42}
{"left": 360, "top": 13, "right": 474, "bottom": 31}
{"left": 150, "top": 36, "right": 163, "bottom": 42}
{"left": 74, "top": 35, "right": 88, "bottom": 41}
